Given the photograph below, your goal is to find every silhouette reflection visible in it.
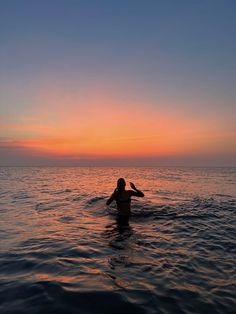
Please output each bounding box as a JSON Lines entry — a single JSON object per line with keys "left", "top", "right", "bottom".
{"left": 103, "top": 215, "right": 133, "bottom": 249}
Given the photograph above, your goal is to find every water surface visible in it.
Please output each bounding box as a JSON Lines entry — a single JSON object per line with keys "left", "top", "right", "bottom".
{"left": 0, "top": 167, "right": 235, "bottom": 314}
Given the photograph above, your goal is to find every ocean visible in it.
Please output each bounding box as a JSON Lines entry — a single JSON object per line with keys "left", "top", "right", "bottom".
{"left": 0, "top": 166, "right": 235, "bottom": 314}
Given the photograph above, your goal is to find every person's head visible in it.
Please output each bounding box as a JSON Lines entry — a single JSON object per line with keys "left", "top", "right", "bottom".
{"left": 117, "top": 178, "right": 126, "bottom": 192}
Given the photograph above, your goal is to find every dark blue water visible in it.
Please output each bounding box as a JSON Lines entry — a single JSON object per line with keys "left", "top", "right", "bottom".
{"left": 0, "top": 167, "right": 235, "bottom": 314}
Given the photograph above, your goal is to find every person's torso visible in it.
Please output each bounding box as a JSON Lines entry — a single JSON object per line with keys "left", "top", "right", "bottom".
{"left": 115, "top": 190, "right": 131, "bottom": 215}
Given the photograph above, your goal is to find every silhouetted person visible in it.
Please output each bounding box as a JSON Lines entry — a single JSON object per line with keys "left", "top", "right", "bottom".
{"left": 106, "top": 178, "right": 144, "bottom": 224}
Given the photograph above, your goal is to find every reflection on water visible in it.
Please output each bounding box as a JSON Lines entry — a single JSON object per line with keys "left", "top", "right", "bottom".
{"left": 103, "top": 217, "right": 135, "bottom": 289}
{"left": 104, "top": 216, "right": 133, "bottom": 249}
{"left": 0, "top": 166, "right": 236, "bottom": 314}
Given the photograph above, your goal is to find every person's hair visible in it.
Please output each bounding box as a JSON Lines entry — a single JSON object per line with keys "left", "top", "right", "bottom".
{"left": 117, "top": 178, "right": 126, "bottom": 193}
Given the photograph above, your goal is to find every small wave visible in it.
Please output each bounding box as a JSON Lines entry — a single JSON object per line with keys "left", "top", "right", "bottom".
{"left": 0, "top": 191, "right": 10, "bottom": 196}
{"left": 86, "top": 195, "right": 106, "bottom": 205}
{"left": 12, "top": 191, "right": 31, "bottom": 200}
{"left": 155, "top": 190, "right": 188, "bottom": 196}
{"left": 50, "top": 189, "right": 72, "bottom": 195}
{"left": 35, "top": 201, "right": 69, "bottom": 211}
{"left": 213, "top": 193, "right": 233, "bottom": 198}
{"left": 72, "top": 196, "right": 82, "bottom": 201}
{"left": 58, "top": 216, "right": 75, "bottom": 223}
{"left": 154, "top": 213, "right": 219, "bottom": 221}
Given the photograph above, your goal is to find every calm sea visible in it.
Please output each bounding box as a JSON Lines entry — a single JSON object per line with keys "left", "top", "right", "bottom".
{"left": 0, "top": 167, "right": 235, "bottom": 314}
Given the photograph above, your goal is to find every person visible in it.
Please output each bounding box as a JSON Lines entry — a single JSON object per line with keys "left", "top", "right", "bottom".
{"left": 106, "top": 178, "right": 144, "bottom": 220}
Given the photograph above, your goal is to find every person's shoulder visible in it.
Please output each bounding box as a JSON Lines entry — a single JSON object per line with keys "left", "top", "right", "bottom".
{"left": 112, "top": 189, "right": 118, "bottom": 197}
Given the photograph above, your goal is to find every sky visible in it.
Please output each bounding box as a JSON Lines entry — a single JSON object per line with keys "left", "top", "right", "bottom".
{"left": 0, "top": 0, "right": 235, "bottom": 166}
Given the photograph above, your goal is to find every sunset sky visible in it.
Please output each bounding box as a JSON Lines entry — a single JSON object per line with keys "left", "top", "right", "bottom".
{"left": 0, "top": 0, "right": 235, "bottom": 166}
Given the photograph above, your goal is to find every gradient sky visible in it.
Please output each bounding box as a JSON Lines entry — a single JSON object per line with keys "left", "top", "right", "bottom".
{"left": 0, "top": 0, "right": 235, "bottom": 166}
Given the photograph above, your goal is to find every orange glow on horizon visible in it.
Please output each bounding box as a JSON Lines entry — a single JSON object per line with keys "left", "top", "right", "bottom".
{"left": 1, "top": 84, "right": 235, "bottom": 159}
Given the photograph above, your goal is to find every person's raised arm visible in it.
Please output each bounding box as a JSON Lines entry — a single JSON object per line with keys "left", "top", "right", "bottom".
{"left": 129, "top": 182, "right": 144, "bottom": 197}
